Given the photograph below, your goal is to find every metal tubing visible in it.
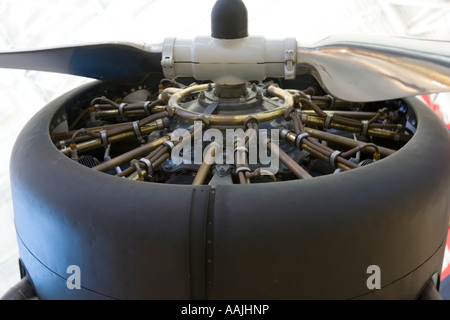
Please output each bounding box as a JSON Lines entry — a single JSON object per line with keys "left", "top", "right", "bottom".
{"left": 168, "top": 84, "right": 294, "bottom": 126}
{"left": 93, "top": 136, "right": 170, "bottom": 172}
{"left": 267, "top": 140, "right": 312, "bottom": 179}
{"left": 126, "top": 153, "right": 170, "bottom": 181}
{"left": 303, "top": 128, "right": 395, "bottom": 157}
{"left": 281, "top": 129, "right": 358, "bottom": 170}
{"left": 238, "top": 171, "right": 248, "bottom": 184}
{"left": 300, "top": 110, "right": 380, "bottom": 120}
{"left": 60, "top": 121, "right": 163, "bottom": 155}
{"left": 192, "top": 143, "right": 218, "bottom": 185}
{"left": 300, "top": 114, "right": 411, "bottom": 142}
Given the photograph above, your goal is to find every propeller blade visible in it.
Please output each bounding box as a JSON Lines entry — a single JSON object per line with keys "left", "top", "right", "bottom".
{"left": 0, "top": 42, "right": 163, "bottom": 83}
{"left": 297, "top": 34, "right": 450, "bottom": 102}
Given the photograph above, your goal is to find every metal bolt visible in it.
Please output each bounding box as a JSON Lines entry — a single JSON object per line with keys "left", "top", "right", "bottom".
{"left": 256, "top": 90, "right": 263, "bottom": 100}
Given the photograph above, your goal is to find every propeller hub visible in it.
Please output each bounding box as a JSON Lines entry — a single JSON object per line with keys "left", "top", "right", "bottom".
{"left": 211, "top": 0, "right": 248, "bottom": 40}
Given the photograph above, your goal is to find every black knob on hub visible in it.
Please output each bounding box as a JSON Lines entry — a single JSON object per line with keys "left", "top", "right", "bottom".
{"left": 211, "top": 0, "right": 248, "bottom": 39}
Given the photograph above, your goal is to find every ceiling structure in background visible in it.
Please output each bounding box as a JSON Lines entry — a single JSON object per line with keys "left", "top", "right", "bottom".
{"left": 0, "top": 0, "right": 449, "bottom": 297}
